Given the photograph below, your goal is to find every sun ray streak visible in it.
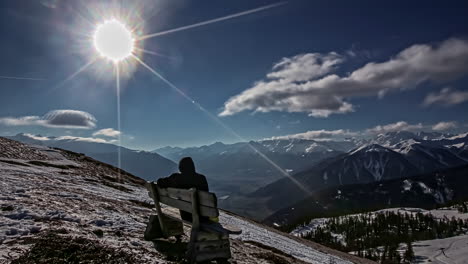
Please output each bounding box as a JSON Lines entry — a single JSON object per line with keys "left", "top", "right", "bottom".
{"left": 0, "top": 76, "right": 45, "bottom": 81}
{"left": 132, "top": 54, "right": 311, "bottom": 196}
{"left": 138, "top": 2, "right": 287, "bottom": 40}
{"left": 133, "top": 47, "right": 174, "bottom": 60}
{"left": 115, "top": 63, "right": 122, "bottom": 182}
{"left": 48, "top": 58, "right": 97, "bottom": 93}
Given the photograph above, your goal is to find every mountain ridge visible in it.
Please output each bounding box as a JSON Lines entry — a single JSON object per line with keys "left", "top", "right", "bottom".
{"left": 5, "top": 133, "right": 177, "bottom": 181}
{"left": 0, "top": 136, "right": 370, "bottom": 264}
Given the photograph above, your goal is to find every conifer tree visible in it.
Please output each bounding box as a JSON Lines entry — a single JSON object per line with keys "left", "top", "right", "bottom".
{"left": 403, "top": 241, "right": 414, "bottom": 263}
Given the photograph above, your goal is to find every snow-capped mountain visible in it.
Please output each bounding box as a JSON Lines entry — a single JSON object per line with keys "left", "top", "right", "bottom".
{"left": 258, "top": 138, "right": 358, "bottom": 154}
{"left": 369, "top": 131, "right": 455, "bottom": 148}
{"left": 0, "top": 137, "right": 365, "bottom": 264}
{"left": 394, "top": 140, "right": 467, "bottom": 172}
{"left": 250, "top": 144, "right": 420, "bottom": 218}
{"left": 154, "top": 140, "right": 349, "bottom": 197}
{"left": 155, "top": 139, "right": 358, "bottom": 159}
{"left": 248, "top": 131, "right": 468, "bottom": 220}
{"left": 320, "top": 144, "right": 419, "bottom": 183}
{"left": 265, "top": 164, "right": 468, "bottom": 227}
{"left": 6, "top": 133, "right": 177, "bottom": 181}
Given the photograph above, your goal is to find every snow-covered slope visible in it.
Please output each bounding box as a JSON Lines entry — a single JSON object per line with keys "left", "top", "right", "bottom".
{"left": 0, "top": 137, "right": 367, "bottom": 264}
{"left": 290, "top": 207, "right": 468, "bottom": 264}
{"left": 6, "top": 133, "right": 178, "bottom": 181}
{"left": 291, "top": 207, "right": 468, "bottom": 237}
{"left": 394, "top": 140, "right": 467, "bottom": 172}
{"left": 411, "top": 234, "right": 468, "bottom": 264}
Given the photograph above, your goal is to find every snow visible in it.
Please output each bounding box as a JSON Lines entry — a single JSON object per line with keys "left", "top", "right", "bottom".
{"left": 291, "top": 218, "right": 329, "bottom": 237}
{"left": 0, "top": 138, "right": 355, "bottom": 264}
{"left": 221, "top": 215, "right": 351, "bottom": 264}
{"left": 402, "top": 179, "right": 412, "bottom": 192}
{"left": 291, "top": 207, "right": 468, "bottom": 237}
{"left": 0, "top": 159, "right": 155, "bottom": 262}
{"left": 448, "top": 132, "right": 468, "bottom": 140}
{"left": 417, "top": 182, "right": 433, "bottom": 194}
{"left": 411, "top": 234, "right": 468, "bottom": 264}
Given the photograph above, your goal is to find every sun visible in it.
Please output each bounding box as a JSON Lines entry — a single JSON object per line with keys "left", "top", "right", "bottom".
{"left": 93, "top": 19, "right": 134, "bottom": 62}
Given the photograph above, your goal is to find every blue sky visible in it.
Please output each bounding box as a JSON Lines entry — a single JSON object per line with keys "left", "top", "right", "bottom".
{"left": 1, "top": 0, "right": 468, "bottom": 150}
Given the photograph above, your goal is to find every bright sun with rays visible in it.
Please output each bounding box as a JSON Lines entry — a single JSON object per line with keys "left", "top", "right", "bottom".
{"left": 93, "top": 19, "right": 134, "bottom": 62}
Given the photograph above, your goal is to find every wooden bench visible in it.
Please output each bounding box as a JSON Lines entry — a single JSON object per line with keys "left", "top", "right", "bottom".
{"left": 145, "top": 182, "right": 242, "bottom": 263}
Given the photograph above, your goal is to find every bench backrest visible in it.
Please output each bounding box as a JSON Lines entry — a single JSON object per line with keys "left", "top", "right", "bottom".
{"left": 146, "top": 182, "right": 219, "bottom": 218}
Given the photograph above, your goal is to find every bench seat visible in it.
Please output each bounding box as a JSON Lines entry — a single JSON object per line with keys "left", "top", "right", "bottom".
{"left": 145, "top": 181, "right": 242, "bottom": 263}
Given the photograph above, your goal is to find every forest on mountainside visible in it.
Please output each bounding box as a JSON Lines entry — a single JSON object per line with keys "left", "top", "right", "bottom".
{"left": 302, "top": 207, "right": 468, "bottom": 263}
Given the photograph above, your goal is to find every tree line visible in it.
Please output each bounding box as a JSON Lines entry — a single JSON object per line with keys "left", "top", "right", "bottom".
{"left": 301, "top": 210, "right": 468, "bottom": 263}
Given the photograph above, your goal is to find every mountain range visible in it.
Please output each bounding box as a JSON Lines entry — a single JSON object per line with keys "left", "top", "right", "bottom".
{"left": 249, "top": 131, "right": 468, "bottom": 221}
{"left": 6, "top": 131, "right": 468, "bottom": 223}
{"left": 0, "top": 136, "right": 367, "bottom": 264}
{"left": 154, "top": 139, "right": 360, "bottom": 195}
{"left": 266, "top": 164, "right": 468, "bottom": 227}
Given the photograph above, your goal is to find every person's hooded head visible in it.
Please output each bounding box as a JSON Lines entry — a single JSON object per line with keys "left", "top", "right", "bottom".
{"left": 179, "top": 157, "right": 196, "bottom": 175}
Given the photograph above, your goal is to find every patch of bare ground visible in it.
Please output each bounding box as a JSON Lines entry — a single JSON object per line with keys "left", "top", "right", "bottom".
{"left": 10, "top": 232, "right": 139, "bottom": 264}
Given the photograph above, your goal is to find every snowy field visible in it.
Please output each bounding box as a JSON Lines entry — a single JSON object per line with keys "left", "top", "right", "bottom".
{"left": 221, "top": 214, "right": 351, "bottom": 264}
{"left": 291, "top": 207, "right": 468, "bottom": 237}
{"left": 0, "top": 138, "right": 361, "bottom": 264}
{"left": 412, "top": 234, "right": 468, "bottom": 264}
{"left": 290, "top": 207, "right": 468, "bottom": 263}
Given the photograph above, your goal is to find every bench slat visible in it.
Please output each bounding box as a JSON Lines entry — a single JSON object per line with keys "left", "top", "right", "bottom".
{"left": 159, "top": 195, "right": 219, "bottom": 218}
{"left": 161, "top": 212, "right": 241, "bottom": 235}
{"left": 158, "top": 187, "right": 217, "bottom": 208}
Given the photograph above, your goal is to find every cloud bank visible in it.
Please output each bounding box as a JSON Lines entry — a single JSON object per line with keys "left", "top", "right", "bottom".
{"left": 92, "top": 128, "right": 121, "bottom": 138}
{"left": 220, "top": 38, "right": 468, "bottom": 117}
{"left": 268, "top": 129, "right": 357, "bottom": 140}
{"left": 366, "top": 121, "right": 424, "bottom": 134}
{"left": 56, "top": 136, "right": 114, "bottom": 143}
{"left": 432, "top": 121, "right": 458, "bottom": 131}
{"left": 423, "top": 87, "right": 468, "bottom": 106}
{"left": 269, "top": 120, "right": 461, "bottom": 141}
{"left": 0, "top": 110, "right": 96, "bottom": 129}
{"left": 20, "top": 133, "right": 115, "bottom": 144}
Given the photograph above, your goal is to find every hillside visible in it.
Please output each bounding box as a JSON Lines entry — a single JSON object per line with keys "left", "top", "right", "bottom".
{"left": 266, "top": 164, "right": 468, "bottom": 227}
{"left": 0, "top": 137, "right": 371, "bottom": 264}
{"left": 6, "top": 133, "right": 177, "bottom": 181}
{"left": 249, "top": 132, "right": 468, "bottom": 221}
{"left": 290, "top": 207, "right": 468, "bottom": 263}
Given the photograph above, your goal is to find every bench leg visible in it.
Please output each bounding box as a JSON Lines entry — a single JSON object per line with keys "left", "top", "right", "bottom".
{"left": 187, "top": 230, "right": 231, "bottom": 263}
{"left": 186, "top": 228, "right": 199, "bottom": 264}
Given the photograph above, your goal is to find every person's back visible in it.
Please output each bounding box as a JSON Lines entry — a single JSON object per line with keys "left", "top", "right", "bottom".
{"left": 157, "top": 157, "right": 209, "bottom": 222}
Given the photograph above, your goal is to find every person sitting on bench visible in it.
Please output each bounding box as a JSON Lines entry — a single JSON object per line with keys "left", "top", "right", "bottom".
{"left": 157, "top": 157, "right": 210, "bottom": 223}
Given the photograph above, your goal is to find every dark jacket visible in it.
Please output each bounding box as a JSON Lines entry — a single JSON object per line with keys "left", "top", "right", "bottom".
{"left": 157, "top": 157, "right": 209, "bottom": 222}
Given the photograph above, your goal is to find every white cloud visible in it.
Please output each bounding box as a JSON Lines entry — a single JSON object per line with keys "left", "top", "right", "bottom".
{"left": 220, "top": 38, "right": 468, "bottom": 117}
{"left": 23, "top": 133, "right": 51, "bottom": 141}
{"left": 266, "top": 52, "right": 344, "bottom": 81}
{"left": 40, "top": 0, "right": 60, "bottom": 9}
{"left": 267, "top": 120, "right": 461, "bottom": 141}
{"left": 92, "top": 128, "right": 121, "bottom": 138}
{"left": 18, "top": 133, "right": 113, "bottom": 144}
{"left": 432, "top": 121, "right": 458, "bottom": 131}
{"left": 268, "top": 129, "right": 358, "bottom": 140}
{"left": 0, "top": 110, "right": 96, "bottom": 129}
{"left": 56, "top": 136, "right": 114, "bottom": 144}
{"left": 366, "top": 121, "right": 424, "bottom": 134}
{"left": 423, "top": 87, "right": 468, "bottom": 106}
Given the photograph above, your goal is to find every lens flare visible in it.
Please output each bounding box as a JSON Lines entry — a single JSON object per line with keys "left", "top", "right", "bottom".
{"left": 93, "top": 19, "right": 134, "bottom": 62}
